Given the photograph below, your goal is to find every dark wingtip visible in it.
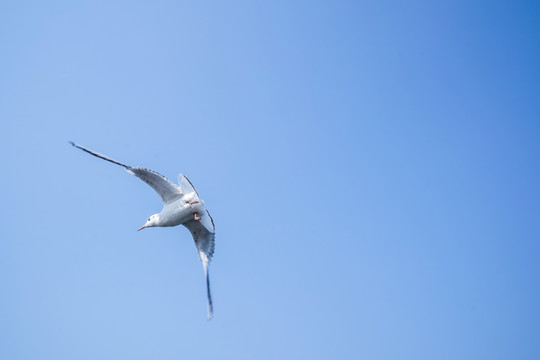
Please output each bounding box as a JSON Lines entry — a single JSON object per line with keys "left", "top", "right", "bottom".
{"left": 68, "top": 141, "right": 75, "bottom": 146}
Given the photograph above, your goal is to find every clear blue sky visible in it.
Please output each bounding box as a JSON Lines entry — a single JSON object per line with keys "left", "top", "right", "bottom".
{"left": 1, "top": 1, "right": 539, "bottom": 359}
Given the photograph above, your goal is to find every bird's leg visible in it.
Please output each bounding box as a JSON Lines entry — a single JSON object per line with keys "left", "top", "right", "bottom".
{"left": 194, "top": 212, "right": 201, "bottom": 221}
{"left": 187, "top": 200, "right": 199, "bottom": 205}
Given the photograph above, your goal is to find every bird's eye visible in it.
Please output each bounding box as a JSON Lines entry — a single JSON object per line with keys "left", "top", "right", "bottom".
{"left": 148, "top": 218, "right": 150, "bottom": 221}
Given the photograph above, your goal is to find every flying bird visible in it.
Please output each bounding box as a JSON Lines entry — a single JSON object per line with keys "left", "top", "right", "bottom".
{"left": 70, "top": 142, "right": 215, "bottom": 320}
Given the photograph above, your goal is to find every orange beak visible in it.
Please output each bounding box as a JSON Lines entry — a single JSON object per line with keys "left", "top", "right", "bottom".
{"left": 137, "top": 225, "right": 147, "bottom": 231}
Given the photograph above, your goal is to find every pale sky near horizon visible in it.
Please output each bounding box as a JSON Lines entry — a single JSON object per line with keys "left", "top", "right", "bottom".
{"left": 1, "top": 1, "right": 539, "bottom": 359}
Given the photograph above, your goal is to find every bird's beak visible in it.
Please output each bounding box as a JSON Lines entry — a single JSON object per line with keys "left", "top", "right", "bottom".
{"left": 138, "top": 225, "right": 147, "bottom": 231}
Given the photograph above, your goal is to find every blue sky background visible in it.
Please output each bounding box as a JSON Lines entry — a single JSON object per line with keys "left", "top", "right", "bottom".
{"left": 1, "top": 1, "right": 539, "bottom": 359}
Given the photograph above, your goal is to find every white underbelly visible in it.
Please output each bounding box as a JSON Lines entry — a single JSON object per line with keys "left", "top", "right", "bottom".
{"left": 159, "top": 199, "right": 205, "bottom": 227}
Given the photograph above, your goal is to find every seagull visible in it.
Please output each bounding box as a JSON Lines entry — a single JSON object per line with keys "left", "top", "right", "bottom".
{"left": 69, "top": 142, "right": 215, "bottom": 320}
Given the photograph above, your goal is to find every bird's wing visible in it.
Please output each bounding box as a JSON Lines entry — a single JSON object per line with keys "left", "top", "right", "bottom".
{"left": 126, "top": 167, "right": 184, "bottom": 204}
{"left": 183, "top": 209, "right": 215, "bottom": 320}
{"left": 70, "top": 142, "right": 183, "bottom": 204}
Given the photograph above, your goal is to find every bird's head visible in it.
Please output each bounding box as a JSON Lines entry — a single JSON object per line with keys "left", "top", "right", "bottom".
{"left": 138, "top": 214, "right": 159, "bottom": 231}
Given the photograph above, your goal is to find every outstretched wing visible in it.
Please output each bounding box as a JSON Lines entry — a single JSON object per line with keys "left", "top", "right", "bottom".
{"left": 183, "top": 209, "right": 215, "bottom": 320}
{"left": 70, "top": 142, "right": 183, "bottom": 204}
{"left": 126, "top": 167, "right": 183, "bottom": 204}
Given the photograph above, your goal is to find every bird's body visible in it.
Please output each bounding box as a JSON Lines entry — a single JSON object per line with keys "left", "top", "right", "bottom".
{"left": 158, "top": 198, "right": 196, "bottom": 227}
{"left": 157, "top": 198, "right": 207, "bottom": 227}
{"left": 70, "top": 142, "right": 215, "bottom": 319}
